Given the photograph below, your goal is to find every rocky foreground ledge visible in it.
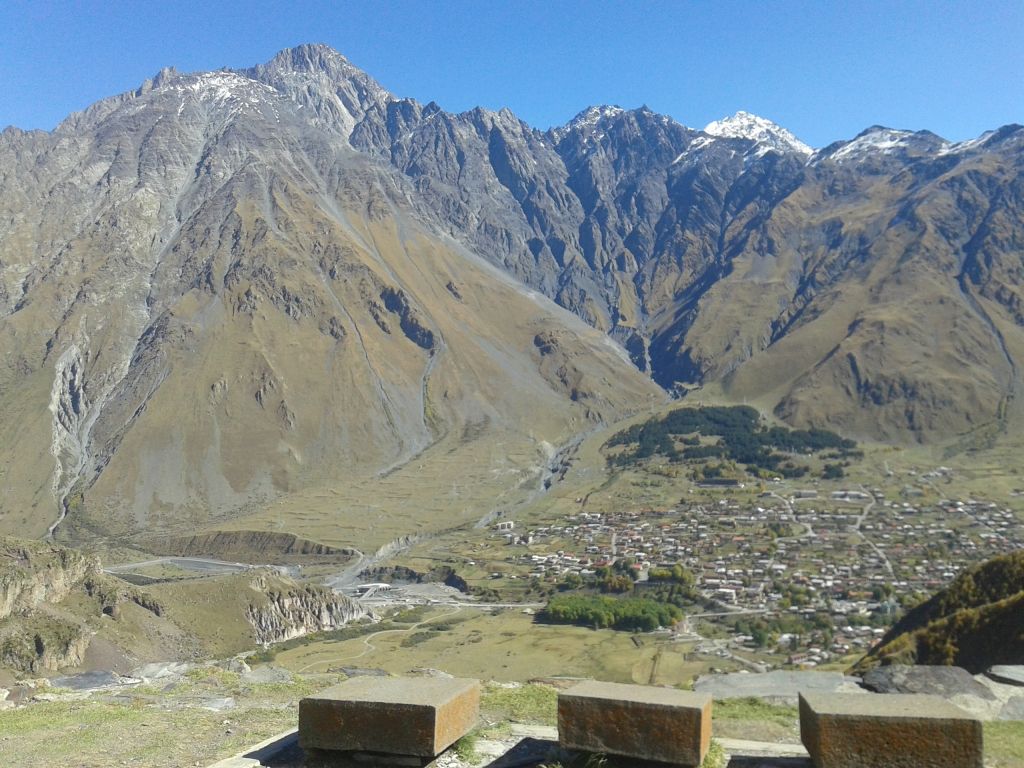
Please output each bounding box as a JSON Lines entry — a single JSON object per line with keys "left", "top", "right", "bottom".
{"left": 2, "top": 664, "right": 1022, "bottom": 767}
{"left": 206, "top": 724, "right": 814, "bottom": 768}
{"left": 209, "top": 667, "right": 1024, "bottom": 768}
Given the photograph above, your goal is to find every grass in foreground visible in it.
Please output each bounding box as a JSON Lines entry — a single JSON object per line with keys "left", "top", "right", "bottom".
{"left": 480, "top": 682, "right": 558, "bottom": 725}
{"left": 0, "top": 669, "right": 343, "bottom": 768}
{"left": 711, "top": 697, "right": 799, "bottom": 743}
{"left": 0, "top": 699, "right": 292, "bottom": 768}
{"left": 984, "top": 721, "right": 1024, "bottom": 768}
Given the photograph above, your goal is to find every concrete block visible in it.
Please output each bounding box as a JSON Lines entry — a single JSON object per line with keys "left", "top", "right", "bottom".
{"left": 299, "top": 676, "right": 480, "bottom": 757}
{"left": 558, "top": 680, "right": 711, "bottom": 766}
{"left": 799, "top": 691, "right": 982, "bottom": 768}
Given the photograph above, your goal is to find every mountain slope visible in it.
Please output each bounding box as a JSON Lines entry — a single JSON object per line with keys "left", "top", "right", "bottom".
{"left": 854, "top": 551, "right": 1024, "bottom": 673}
{"left": 0, "top": 48, "right": 662, "bottom": 544}
{"left": 338, "top": 59, "right": 1024, "bottom": 443}
{"left": 2, "top": 44, "right": 1023, "bottom": 544}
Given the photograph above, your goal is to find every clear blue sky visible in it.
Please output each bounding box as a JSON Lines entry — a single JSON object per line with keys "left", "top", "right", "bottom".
{"left": 1, "top": 0, "right": 1021, "bottom": 147}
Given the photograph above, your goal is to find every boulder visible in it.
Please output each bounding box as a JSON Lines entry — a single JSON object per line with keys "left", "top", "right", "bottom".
{"left": 861, "top": 665, "right": 995, "bottom": 700}
{"left": 132, "top": 661, "right": 191, "bottom": 682}
{"left": 215, "top": 657, "right": 251, "bottom": 675}
{"left": 241, "top": 665, "right": 293, "bottom": 685}
{"left": 199, "top": 696, "right": 236, "bottom": 712}
{"left": 998, "top": 696, "right": 1024, "bottom": 721}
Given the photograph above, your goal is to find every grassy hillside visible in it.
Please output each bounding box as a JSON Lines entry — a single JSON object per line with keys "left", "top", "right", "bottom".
{"left": 854, "top": 550, "right": 1024, "bottom": 673}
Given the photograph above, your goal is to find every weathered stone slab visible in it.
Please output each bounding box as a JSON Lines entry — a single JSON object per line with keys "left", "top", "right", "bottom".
{"left": 558, "top": 680, "right": 711, "bottom": 767}
{"left": 799, "top": 692, "right": 982, "bottom": 768}
{"left": 988, "top": 665, "right": 1024, "bottom": 687}
{"left": 999, "top": 695, "right": 1024, "bottom": 721}
{"left": 695, "top": 671, "right": 863, "bottom": 704}
{"left": 299, "top": 676, "right": 480, "bottom": 757}
{"left": 861, "top": 665, "right": 995, "bottom": 700}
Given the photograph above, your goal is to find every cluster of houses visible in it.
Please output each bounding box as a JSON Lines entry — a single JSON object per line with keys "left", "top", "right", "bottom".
{"left": 490, "top": 486, "right": 1023, "bottom": 662}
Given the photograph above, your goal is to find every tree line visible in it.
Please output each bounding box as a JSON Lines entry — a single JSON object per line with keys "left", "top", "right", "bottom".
{"left": 539, "top": 594, "right": 682, "bottom": 632}
{"left": 605, "top": 405, "right": 858, "bottom": 478}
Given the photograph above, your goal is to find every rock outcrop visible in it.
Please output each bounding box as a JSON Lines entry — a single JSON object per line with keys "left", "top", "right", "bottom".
{"left": 245, "top": 572, "right": 365, "bottom": 645}
{"left": 0, "top": 617, "right": 90, "bottom": 673}
{"left": 0, "top": 538, "right": 169, "bottom": 673}
{"left": 0, "top": 538, "right": 102, "bottom": 672}
{"left": 148, "top": 531, "right": 355, "bottom": 563}
{"left": 0, "top": 538, "right": 99, "bottom": 621}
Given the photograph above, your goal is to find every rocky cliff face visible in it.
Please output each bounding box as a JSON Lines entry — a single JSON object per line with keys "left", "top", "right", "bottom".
{"left": 0, "top": 618, "right": 91, "bottom": 674}
{"left": 0, "top": 538, "right": 102, "bottom": 672}
{"left": 0, "top": 538, "right": 99, "bottom": 620}
{"left": 245, "top": 573, "right": 364, "bottom": 645}
{"left": 346, "top": 74, "right": 1024, "bottom": 444}
{"left": 150, "top": 531, "right": 355, "bottom": 562}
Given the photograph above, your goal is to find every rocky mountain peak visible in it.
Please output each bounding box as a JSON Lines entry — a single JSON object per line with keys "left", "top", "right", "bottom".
{"left": 703, "top": 110, "right": 813, "bottom": 156}
{"left": 243, "top": 44, "right": 393, "bottom": 137}
{"left": 265, "top": 42, "right": 352, "bottom": 72}
{"left": 568, "top": 105, "right": 626, "bottom": 128}
{"left": 818, "top": 125, "right": 954, "bottom": 163}
{"left": 254, "top": 43, "right": 387, "bottom": 94}
{"left": 2, "top": 47, "right": 1024, "bottom": 550}
{"left": 550, "top": 105, "right": 627, "bottom": 142}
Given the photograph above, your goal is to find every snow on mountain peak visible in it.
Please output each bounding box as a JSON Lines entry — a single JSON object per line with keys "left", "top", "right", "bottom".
{"left": 703, "top": 111, "right": 812, "bottom": 156}
{"left": 180, "top": 72, "right": 272, "bottom": 101}
{"left": 821, "top": 125, "right": 960, "bottom": 163}
{"left": 550, "top": 105, "right": 627, "bottom": 145}
{"left": 568, "top": 105, "right": 625, "bottom": 131}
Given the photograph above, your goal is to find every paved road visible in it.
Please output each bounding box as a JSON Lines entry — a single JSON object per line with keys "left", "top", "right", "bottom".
{"left": 323, "top": 548, "right": 367, "bottom": 591}
{"left": 849, "top": 485, "right": 894, "bottom": 577}
{"left": 361, "top": 597, "right": 546, "bottom": 609}
{"left": 689, "top": 608, "right": 769, "bottom": 619}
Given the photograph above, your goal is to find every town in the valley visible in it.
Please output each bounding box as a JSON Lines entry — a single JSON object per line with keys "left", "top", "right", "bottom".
{"left": 406, "top": 469, "right": 1024, "bottom": 670}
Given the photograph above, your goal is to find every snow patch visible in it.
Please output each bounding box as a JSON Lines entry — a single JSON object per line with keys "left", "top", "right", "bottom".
{"left": 672, "top": 135, "right": 715, "bottom": 164}
{"left": 166, "top": 71, "right": 278, "bottom": 119}
{"left": 829, "top": 128, "right": 915, "bottom": 161}
{"left": 703, "top": 111, "right": 812, "bottom": 156}
{"left": 568, "top": 105, "right": 625, "bottom": 132}
{"left": 552, "top": 105, "right": 626, "bottom": 144}
{"left": 938, "top": 132, "right": 993, "bottom": 156}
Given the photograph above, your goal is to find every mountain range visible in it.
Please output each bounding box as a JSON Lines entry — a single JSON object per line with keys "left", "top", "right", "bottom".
{"left": 1, "top": 44, "right": 1022, "bottom": 545}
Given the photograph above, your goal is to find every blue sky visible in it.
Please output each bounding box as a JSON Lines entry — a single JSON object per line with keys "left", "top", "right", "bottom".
{"left": 1, "top": 0, "right": 1021, "bottom": 147}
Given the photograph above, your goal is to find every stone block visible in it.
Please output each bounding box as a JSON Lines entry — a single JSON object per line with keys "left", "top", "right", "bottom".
{"left": 299, "top": 676, "right": 480, "bottom": 757}
{"left": 799, "top": 691, "right": 982, "bottom": 768}
{"left": 558, "top": 680, "right": 711, "bottom": 766}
